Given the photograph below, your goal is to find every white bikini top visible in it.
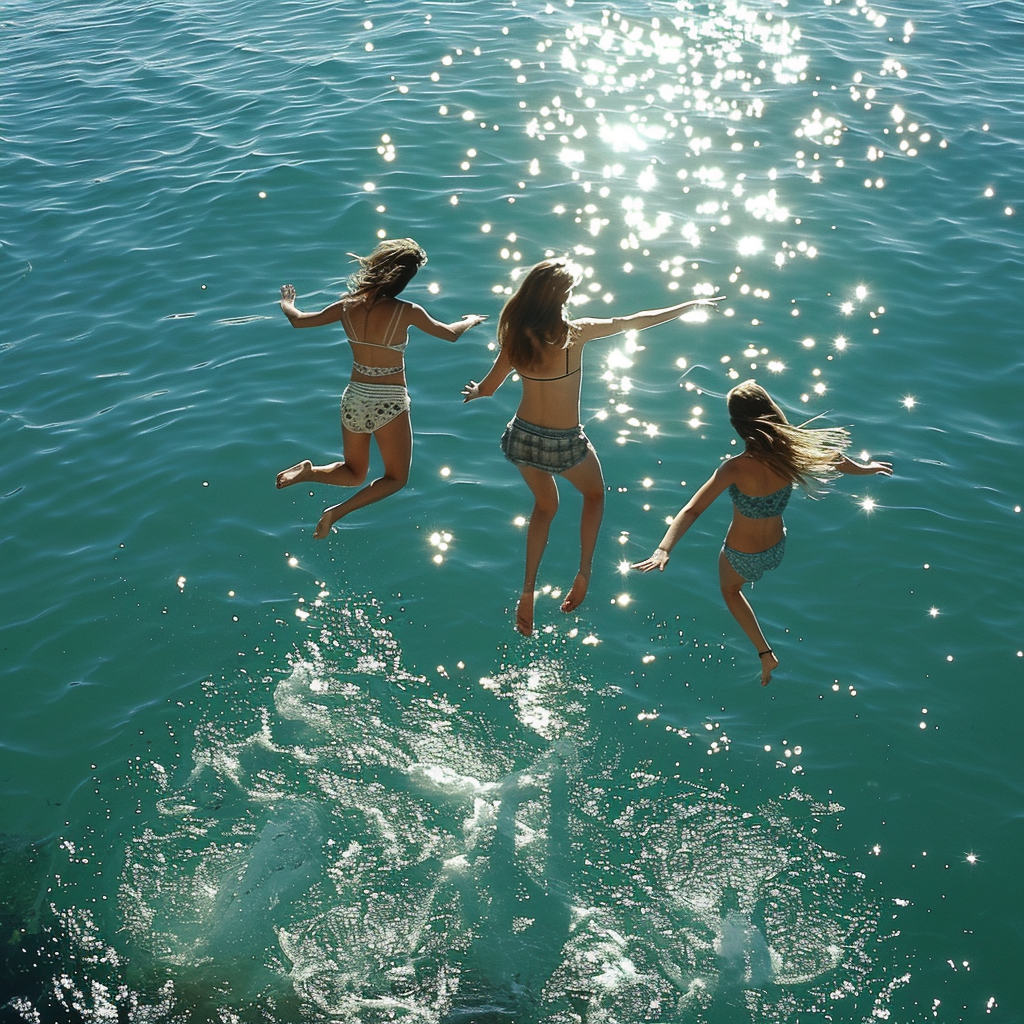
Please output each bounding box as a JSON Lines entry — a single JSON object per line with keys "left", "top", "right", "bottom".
{"left": 341, "top": 301, "right": 408, "bottom": 377}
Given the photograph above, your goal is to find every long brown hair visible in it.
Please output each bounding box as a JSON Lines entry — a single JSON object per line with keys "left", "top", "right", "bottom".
{"left": 727, "top": 379, "right": 850, "bottom": 490}
{"left": 497, "top": 258, "right": 581, "bottom": 370}
{"left": 345, "top": 238, "right": 427, "bottom": 306}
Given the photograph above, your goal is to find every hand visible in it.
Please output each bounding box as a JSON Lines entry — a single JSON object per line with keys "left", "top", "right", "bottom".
{"left": 462, "top": 380, "right": 481, "bottom": 403}
{"left": 631, "top": 548, "right": 670, "bottom": 573}
{"left": 691, "top": 294, "right": 726, "bottom": 307}
{"left": 849, "top": 459, "right": 893, "bottom": 476}
{"left": 280, "top": 284, "right": 296, "bottom": 304}
{"left": 462, "top": 314, "right": 488, "bottom": 328}
{"left": 838, "top": 455, "right": 893, "bottom": 477}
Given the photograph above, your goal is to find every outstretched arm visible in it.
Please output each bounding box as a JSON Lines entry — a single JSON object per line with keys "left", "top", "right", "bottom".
{"left": 407, "top": 303, "right": 488, "bottom": 342}
{"left": 279, "top": 284, "right": 346, "bottom": 328}
{"left": 631, "top": 464, "right": 731, "bottom": 572}
{"left": 573, "top": 295, "right": 725, "bottom": 344}
{"left": 462, "top": 345, "right": 514, "bottom": 402}
{"left": 835, "top": 455, "right": 893, "bottom": 476}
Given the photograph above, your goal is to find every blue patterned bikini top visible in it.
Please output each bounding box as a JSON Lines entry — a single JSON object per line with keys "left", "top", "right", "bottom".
{"left": 728, "top": 483, "right": 792, "bottom": 518}
{"left": 341, "top": 301, "right": 408, "bottom": 377}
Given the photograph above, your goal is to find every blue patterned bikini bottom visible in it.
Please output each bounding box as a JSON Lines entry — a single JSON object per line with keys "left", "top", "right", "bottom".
{"left": 722, "top": 531, "right": 786, "bottom": 583}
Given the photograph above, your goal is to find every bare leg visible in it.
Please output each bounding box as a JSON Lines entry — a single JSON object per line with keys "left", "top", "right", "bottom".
{"left": 559, "top": 450, "right": 605, "bottom": 613}
{"left": 314, "top": 412, "right": 413, "bottom": 539}
{"left": 718, "top": 549, "right": 778, "bottom": 686}
{"left": 277, "top": 426, "right": 371, "bottom": 489}
{"left": 515, "top": 466, "right": 560, "bottom": 636}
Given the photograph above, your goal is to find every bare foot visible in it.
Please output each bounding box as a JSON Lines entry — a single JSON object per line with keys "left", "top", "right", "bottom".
{"left": 313, "top": 508, "right": 338, "bottom": 540}
{"left": 560, "top": 571, "right": 590, "bottom": 613}
{"left": 759, "top": 648, "right": 779, "bottom": 687}
{"left": 515, "top": 589, "right": 535, "bottom": 636}
{"left": 277, "top": 460, "right": 313, "bottom": 489}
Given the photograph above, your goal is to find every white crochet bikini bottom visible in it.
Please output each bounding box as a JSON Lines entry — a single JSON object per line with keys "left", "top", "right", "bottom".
{"left": 340, "top": 381, "right": 410, "bottom": 434}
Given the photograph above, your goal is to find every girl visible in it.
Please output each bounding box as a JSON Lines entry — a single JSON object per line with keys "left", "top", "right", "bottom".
{"left": 276, "top": 238, "right": 487, "bottom": 538}
{"left": 462, "top": 256, "right": 722, "bottom": 636}
{"left": 632, "top": 379, "right": 892, "bottom": 685}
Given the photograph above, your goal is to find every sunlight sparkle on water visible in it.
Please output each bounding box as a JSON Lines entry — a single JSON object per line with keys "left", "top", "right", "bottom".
{"left": 428, "top": 531, "right": 453, "bottom": 562}
{"left": 458, "top": 0, "right": 950, "bottom": 536}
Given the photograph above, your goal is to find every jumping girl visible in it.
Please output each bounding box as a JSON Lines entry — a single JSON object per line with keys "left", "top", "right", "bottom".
{"left": 632, "top": 379, "right": 892, "bottom": 684}
{"left": 276, "top": 238, "right": 487, "bottom": 538}
{"left": 462, "top": 256, "right": 722, "bottom": 636}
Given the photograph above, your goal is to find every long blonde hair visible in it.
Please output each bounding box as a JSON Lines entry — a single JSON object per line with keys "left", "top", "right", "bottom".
{"left": 345, "top": 238, "right": 427, "bottom": 307}
{"left": 727, "top": 379, "right": 849, "bottom": 490}
{"left": 498, "top": 258, "right": 581, "bottom": 370}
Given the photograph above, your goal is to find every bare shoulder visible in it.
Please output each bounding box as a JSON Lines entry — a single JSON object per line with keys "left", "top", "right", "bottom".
{"left": 566, "top": 316, "right": 619, "bottom": 344}
{"left": 401, "top": 299, "right": 430, "bottom": 325}
{"left": 715, "top": 455, "right": 747, "bottom": 483}
{"left": 319, "top": 296, "right": 351, "bottom": 322}
{"left": 724, "top": 452, "right": 791, "bottom": 492}
{"left": 684, "top": 457, "right": 738, "bottom": 510}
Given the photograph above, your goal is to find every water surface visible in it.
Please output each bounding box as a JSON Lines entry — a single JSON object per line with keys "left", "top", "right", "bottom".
{"left": 1, "top": 0, "right": 1021, "bottom": 1020}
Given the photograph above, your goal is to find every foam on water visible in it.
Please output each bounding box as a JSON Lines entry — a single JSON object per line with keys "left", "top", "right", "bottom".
{"left": 39, "top": 595, "right": 890, "bottom": 1021}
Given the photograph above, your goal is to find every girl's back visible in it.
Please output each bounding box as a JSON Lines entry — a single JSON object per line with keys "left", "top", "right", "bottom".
{"left": 728, "top": 452, "right": 791, "bottom": 500}
{"left": 340, "top": 297, "right": 409, "bottom": 378}
{"left": 511, "top": 327, "right": 584, "bottom": 429}
{"left": 724, "top": 453, "right": 791, "bottom": 552}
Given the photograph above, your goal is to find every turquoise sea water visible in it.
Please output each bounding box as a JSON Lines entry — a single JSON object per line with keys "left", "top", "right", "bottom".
{"left": 2, "top": 0, "right": 1022, "bottom": 1020}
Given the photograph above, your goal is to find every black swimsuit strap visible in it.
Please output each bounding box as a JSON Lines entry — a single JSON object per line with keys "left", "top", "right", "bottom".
{"left": 519, "top": 347, "right": 579, "bottom": 382}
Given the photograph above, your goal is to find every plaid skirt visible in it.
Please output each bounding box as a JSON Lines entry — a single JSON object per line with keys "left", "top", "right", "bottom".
{"left": 500, "top": 416, "right": 593, "bottom": 474}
